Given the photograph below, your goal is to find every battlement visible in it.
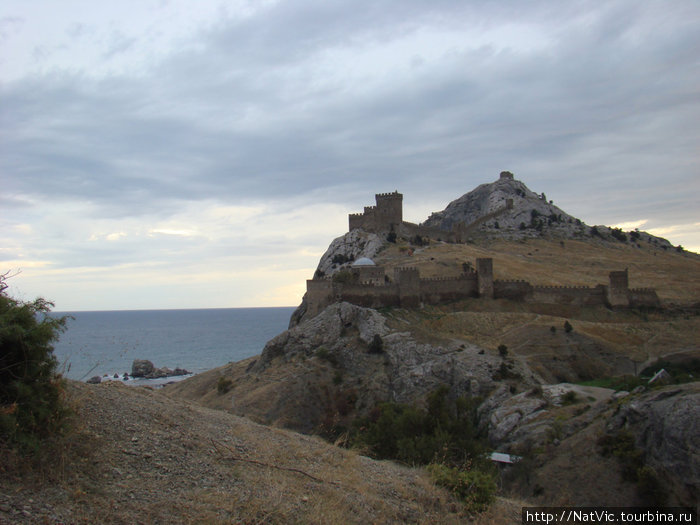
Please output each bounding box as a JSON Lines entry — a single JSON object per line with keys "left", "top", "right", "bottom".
{"left": 376, "top": 191, "right": 403, "bottom": 200}
{"left": 420, "top": 274, "right": 475, "bottom": 283}
{"left": 533, "top": 285, "right": 596, "bottom": 291}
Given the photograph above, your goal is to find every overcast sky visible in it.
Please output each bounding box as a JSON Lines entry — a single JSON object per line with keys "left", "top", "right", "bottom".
{"left": 2, "top": 0, "right": 699, "bottom": 311}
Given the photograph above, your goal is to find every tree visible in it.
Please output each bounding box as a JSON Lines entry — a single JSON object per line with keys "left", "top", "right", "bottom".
{"left": 0, "top": 273, "right": 70, "bottom": 452}
{"left": 564, "top": 320, "right": 573, "bottom": 333}
{"left": 498, "top": 344, "right": 508, "bottom": 357}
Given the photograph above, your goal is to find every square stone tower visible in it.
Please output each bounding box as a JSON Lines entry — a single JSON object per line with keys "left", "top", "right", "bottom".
{"left": 477, "top": 258, "right": 494, "bottom": 298}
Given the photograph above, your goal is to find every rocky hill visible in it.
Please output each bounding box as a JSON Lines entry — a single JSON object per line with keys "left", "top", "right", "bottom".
{"left": 167, "top": 172, "right": 700, "bottom": 509}
{"left": 421, "top": 172, "right": 675, "bottom": 247}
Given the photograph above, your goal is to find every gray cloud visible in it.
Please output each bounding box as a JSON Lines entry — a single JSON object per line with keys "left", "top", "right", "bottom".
{"left": 1, "top": 1, "right": 698, "bottom": 283}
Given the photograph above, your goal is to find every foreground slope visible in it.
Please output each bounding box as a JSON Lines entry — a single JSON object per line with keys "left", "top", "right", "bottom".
{"left": 2, "top": 381, "right": 508, "bottom": 524}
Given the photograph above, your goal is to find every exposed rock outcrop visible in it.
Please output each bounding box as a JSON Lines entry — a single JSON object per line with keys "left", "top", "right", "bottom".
{"left": 606, "top": 383, "right": 700, "bottom": 505}
{"left": 130, "top": 360, "right": 191, "bottom": 379}
{"left": 204, "top": 302, "right": 532, "bottom": 433}
{"left": 420, "top": 173, "right": 675, "bottom": 247}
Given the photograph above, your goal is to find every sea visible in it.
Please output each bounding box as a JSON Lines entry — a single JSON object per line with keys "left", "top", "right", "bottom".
{"left": 51, "top": 307, "right": 296, "bottom": 384}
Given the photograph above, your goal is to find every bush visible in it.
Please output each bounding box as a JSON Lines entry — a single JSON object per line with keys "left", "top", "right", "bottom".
{"left": 636, "top": 465, "right": 667, "bottom": 506}
{"left": 611, "top": 228, "right": 627, "bottom": 242}
{"left": 564, "top": 321, "right": 573, "bottom": 333}
{"left": 351, "top": 385, "right": 484, "bottom": 467}
{"left": 427, "top": 464, "right": 496, "bottom": 512}
{"left": 217, "top": 376, "right": 233, "bottom": 394}
{"left": 332, "top": 270, "right": 358, "bottom": 284}
{"left": 0, "top": 280, "right": 70, "bottom": 453}
{"left": 561, "top": 391, "right": 578, "bottom": 405}
{"left": 316, "top": 346, "right": 338, "bottom": 366}
{"left": 498, "top": 344, "right": 508, "bottom": 357}
{"left": 368, "top": 334, "right": 384, "bottom": 354}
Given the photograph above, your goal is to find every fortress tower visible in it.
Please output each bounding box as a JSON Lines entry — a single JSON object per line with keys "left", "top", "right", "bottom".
{"left": 349, "top": 191, "right": 403, "bottom": 233}
{"left": 607, "top": 269, "right": 630, "bottom": 306}
{"left": 477, "top": 258, "right": 494, "bottom": 298}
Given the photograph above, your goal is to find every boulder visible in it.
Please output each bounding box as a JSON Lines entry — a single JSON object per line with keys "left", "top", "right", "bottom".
{"left": 86, "top": 376, "right": 102, "bottom": 384}
{"left": 131, "top": 359, "right": 155, "bottom": 378}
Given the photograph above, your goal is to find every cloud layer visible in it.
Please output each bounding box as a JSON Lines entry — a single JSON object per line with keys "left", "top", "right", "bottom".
{"left": 1, "top": 0, "right": 698, "bottom": 309}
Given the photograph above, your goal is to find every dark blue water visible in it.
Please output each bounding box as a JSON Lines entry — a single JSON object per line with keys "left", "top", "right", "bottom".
{"left": 52, "top": 307, "right": 295, "bottom": 381}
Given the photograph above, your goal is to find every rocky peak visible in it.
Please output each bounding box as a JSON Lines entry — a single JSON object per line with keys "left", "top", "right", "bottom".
{"left": 422, "top": 172, "right": 583, "bottom": 238}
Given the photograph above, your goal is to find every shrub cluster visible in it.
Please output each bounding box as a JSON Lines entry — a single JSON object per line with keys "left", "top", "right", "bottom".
{"left": 597, "top": 429, "right": 667, "bottom": 505}
{"left": 217, "top": 376, "right": 233, "bottom": 394}
{"left": 350, "top": 385, "right": 496, "bottom": 510}
{"left": 0, "top": 281, "right": 70, "bottom": 453}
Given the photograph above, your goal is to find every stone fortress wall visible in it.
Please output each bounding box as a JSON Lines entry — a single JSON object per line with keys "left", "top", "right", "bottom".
{"left": 305, "top": 261, "right": 660, "bottom": 318}
{"left": 305, "top": 179, "right": 660, "bottom": 318}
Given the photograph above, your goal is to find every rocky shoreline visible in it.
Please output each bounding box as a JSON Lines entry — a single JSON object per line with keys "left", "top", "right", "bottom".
{"left": 86, "top": 359, "right": 192, "bottom": 384}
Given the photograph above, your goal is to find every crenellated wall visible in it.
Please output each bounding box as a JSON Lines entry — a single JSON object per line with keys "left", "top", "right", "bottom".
{"left": 628, "top": 288, "right": 661, "bottom": 307}
{"left": 530, "top": 284, "right": 606, "bottom": 306}
{"left": 305, "top": 257, "right": 659, "bottom": 319}
{"left": 494, "top": 280, "right": 532, "bottom": 300}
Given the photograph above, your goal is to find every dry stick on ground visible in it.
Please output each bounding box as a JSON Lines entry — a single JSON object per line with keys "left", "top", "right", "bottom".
{"left": 210, "top": 439, "right": 340, "bottom": 486}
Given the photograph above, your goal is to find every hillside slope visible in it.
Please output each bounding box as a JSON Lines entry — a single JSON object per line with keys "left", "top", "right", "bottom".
{"left": 2, "top": 381, "right": 523, "bottom": 524}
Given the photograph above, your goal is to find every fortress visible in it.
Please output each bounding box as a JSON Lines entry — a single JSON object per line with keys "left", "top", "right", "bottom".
{"left": 305, "top": 178, "right": 660, "bottom": 317}
{"left": 305, "top": 258, "right": 659, "bottom": 318}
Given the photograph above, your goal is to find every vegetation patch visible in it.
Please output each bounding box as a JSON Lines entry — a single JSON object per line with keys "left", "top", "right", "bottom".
{"left": 217, "top": 376, "right": 233, "bottom": 394}
{"left": 427, "top": 463, "right": 496, "bottom": 512}
{"left": 349, "top": 385, "right": 496, "bottom": 511}
{"left": 597, "top": 429, "right": 667, "bottom": 505}
{"left": 0, "top": 277, "right": 71, "bottom": 455}
{"left": 640, "top": 358, "right": 700, "bottom": 385}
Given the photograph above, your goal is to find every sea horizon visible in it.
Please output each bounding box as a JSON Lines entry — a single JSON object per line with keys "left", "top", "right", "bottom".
{"left": 52, "top": 306, "right": 296, "bottom": 382}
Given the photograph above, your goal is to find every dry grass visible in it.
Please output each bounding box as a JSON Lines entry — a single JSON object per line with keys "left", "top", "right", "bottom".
{"left": 378, "top": 237, "right": 700, "bottom": 304}
{"left": 1, "top": 381, "right": 483, "bottom": 524}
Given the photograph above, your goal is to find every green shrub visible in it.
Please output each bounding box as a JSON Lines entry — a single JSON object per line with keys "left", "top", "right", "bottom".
{"left": 598, "top": 430, "right": 644, "bottom": 482}
{"left": 498, "top": 344, "right": 508, "bottom": 357}
{"left": 351, "top": 385, "right": 484, "bottom": 467}
{"left": 427, "top": 464, "right": 496, "bottom": 512}
{"left": 217, "top": 376, "right": 233, "bottom": 394}
{"left": 368, "top": 334, "right": 384, "bottom": 354}
{"left": 561, "top": 391, "right": 578, "bottom": 405}
{"left": 636, "top": 465, "right": 667, "bottom": 506}
{"left": 315, "top": 346, "right": 338, "bottom": 366}
{"left": 0, "top": 281, "right": 70, "bottom": 453}
{"left": 611, "top": 228, "right": 627, "bottom": 242}
{"left": 564, "top": 321, "right": 573, "bottom": 333}
{"left": 332, "top": 270, "right": 358, "bottom": 285}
